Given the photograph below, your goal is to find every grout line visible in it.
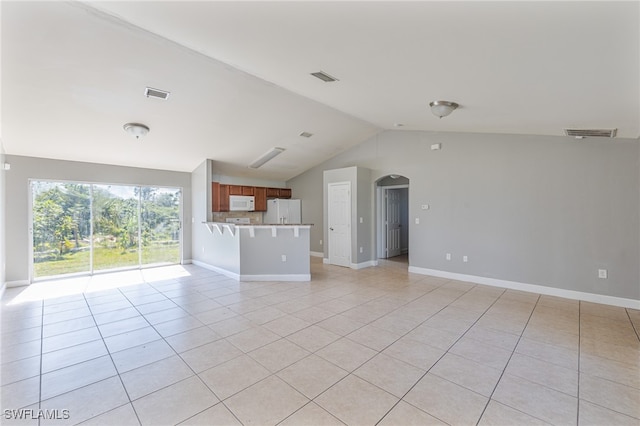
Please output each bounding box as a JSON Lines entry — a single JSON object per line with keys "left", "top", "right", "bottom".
{"left": 37, "top": 299, "right": 44, "bottom": 426}
{"left": 626, "top": 308, "right": 640, "bottom": 341}
{"left": 474, "top": 294, "right": 543, "bottom": 426}
{"left": 83, "top": 292, "right": 143, "bottom": 426}
{"left": 577, "top": 300, "right": 582, "bottom": 425}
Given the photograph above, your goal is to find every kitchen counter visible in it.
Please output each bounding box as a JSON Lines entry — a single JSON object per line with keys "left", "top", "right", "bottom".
{"left": 196, "top": 222, "right": 312, "bottom": 281}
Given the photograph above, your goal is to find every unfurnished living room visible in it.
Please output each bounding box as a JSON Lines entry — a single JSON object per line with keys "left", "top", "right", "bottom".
{"left": 1, "top": 1, "right": 639, "bottom": 425}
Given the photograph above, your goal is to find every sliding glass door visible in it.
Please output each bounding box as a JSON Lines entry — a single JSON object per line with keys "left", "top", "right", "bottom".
{"left": 31, "top": 180, "right": 181, "bottom": 279}
{"left": 92, "top": 185, "right": 140, "bottom": 271}
{"left": 32, "top": 182, "right": 92, "bottom": 278}
{"left": 140, "top": 187, "right": 181, "bottom": 266}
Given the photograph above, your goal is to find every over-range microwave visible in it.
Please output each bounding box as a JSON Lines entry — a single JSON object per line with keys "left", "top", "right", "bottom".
{"left": 229, "top": 195, "right": 255, "bottom": 211}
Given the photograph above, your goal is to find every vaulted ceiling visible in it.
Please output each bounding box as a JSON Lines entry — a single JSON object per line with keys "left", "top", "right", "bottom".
{"left": 2, "top": 1, "right": 638, "bottom": 181}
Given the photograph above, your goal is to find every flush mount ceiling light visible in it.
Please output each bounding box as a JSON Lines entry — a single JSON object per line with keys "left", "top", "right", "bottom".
{"left": 299, "top": 131, "right": 314, "bottom": 138}
{"left": 249, "top": 147, "right": 285, "bottom": 169}
{"left": 429, "top": 100, "right": 459, "bottom": 118}
{"left": 123, "top": 123, "right": 150, "bottom": 140}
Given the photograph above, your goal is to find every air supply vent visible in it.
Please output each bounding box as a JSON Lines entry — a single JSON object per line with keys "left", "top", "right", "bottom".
{"left": 310, "top": 71, "right": 339, "bottom": 83}
{"left": 145, "top": 87, "right": 170, "bottom": 100}
{"left": 564, "top": 128, "right": 617, "bottom": 138}
{"left": 299, "top": 132, "right": 313, "bottom": 138}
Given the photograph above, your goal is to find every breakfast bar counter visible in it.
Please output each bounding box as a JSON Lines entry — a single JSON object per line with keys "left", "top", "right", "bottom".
{"left": 196, "top": 222, "right": 312, "bottom": 281}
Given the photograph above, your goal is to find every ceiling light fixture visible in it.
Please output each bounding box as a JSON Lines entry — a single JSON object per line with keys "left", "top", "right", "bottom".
{"left": 299, "top": 132, "right": 313, "bottom": 138}
{"left": 123, "top": 123, "right": 150, "bottom": 140}
{"left": 429, "top": 100, "right": 459, "bottom": 119}
{"left": 249, "top": 147, "right": 285, "bottom": 169}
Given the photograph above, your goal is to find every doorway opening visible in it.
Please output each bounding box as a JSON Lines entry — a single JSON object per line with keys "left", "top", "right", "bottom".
{"left": 30, "top": 180, "right": 182, "bottom": 280}
{"left": 376, "top": 175, "right": 409, "bottom": 264}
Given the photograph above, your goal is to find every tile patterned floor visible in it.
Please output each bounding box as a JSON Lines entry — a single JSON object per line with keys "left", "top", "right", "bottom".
{"left": 1, "top": 258, "right": 639, "bottom": 425}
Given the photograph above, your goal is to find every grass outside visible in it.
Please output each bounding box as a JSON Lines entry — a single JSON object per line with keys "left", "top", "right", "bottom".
{"left": 34, "top": 243, "right": 180, "bottom": 278}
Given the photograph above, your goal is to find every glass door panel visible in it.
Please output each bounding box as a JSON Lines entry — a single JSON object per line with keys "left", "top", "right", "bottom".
{"left": 31, "top": 181, "right": 91, "bottom": 278}
{"left": 140, "top": 187, "right": 181, "bottom": 266}
{"left": 92, "top": 185, "right": 140, "bottom": 271}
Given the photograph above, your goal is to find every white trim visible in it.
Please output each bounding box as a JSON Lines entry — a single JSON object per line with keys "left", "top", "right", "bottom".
{"left": 192, "top": 260, "right": 240, "bottom": 280}
{"left": 7, "top": 280, "right": 30, "bottom": 288}
{"left": 408, "top": 266, "right": 640, "bottom": 309}
{"left": 323, "top": 258, "right": 330, "bottom": 264}
{"left": 310, "top": 251, "right": 324, "bottom": 258}
{"left": 192, "top": 260, "right": 310, "bottom": 282}
{"left": 351, "top": 260, "right": 378, "bottom": 270}
{"left": 239, "top": 274, "right": 310, "bottom": 282}
{"left": 182, "top": 259, "right": 193, "bottom": 265}
{"left": 0, "top": 283, "right": 6, "bottom": 299}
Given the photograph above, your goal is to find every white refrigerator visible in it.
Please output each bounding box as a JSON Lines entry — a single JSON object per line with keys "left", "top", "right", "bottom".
{"left": 264, "top": 199, "right": 301, "bottom": 224}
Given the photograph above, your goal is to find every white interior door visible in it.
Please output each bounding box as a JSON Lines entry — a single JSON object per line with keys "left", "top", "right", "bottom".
{"left": 386, "top": 188, "right": 402, "bottom": 258}
{"left": 328, "top": 182, "right": 351, "bottom": 267}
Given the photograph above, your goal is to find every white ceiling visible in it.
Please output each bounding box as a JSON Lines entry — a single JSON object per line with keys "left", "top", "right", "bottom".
{"left": 2, "top": 1, "right": 638, "bottom": 181}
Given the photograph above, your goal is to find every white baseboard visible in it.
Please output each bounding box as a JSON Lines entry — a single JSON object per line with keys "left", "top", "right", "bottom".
{"left": 323, "top": 258, "right": 330, "bottom": 264}
{"left": 182, "top": 259, "right": 193, "bottom": 265}
{"left": 7, "top": 280, "right": 30, "bottom": 288}
{"left": 351, "top": 260, "right": 378, "bottom": 270}
{"left": 192, "top": 260, "right": 310, "bottom": 282}
{"left": 408, "top": 266, "right": 640, "bottom": 309}
{"left": 239, "top": 274, "right": 310, "bottom": 282}
{"left": 310, "top": 251, "right": 324, "bottom": 258}
{"left": 192, "top": 260, "right": 240, "bottom": 280}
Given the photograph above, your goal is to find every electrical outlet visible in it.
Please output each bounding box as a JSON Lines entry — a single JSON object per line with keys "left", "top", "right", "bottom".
{"left": 319, "top": 240, "right": 323, "bottom": 245}
{"left": 446, "top": 253, "right": 451, "bottom": 261}
{"left": 463, "top": 256, "right": 468, "bottom": 263}
{"left": 598, "top": 269, "right": 608, "bottom": 279}
{"left": 421, "top": 204, "right": 430, "bottom": 210}
{"left": 281, "top": 255, "right": 287, "bottom": 262}
{"left": 359, "top": 247, "right": 363, "bottom": 253}
{"left": 415, "top": 218, "right": 420, "bottom": 224}
{"left": 359, "top": 217, "right": 363, "bottom": 223}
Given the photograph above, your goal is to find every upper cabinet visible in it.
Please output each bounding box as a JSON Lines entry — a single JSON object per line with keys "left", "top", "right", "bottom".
{"left": 212, "top": 182, "right": 291, "bottom": 212}
{"left": 254, "top": 187, "right": 267, "bottom": 211}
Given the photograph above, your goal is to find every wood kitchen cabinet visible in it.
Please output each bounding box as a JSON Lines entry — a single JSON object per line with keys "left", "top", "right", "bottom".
{"left": 212, "top": 182, "right": 292, "bottom": 212}
{"left": 228, "top": 185, "right": 243, "bottom": 196}
{"left": 278, "top": 188, "right": 292, "bottom": 199}
{"left": 266, "top": 187, "right": 280, "bottom": 198}
{"left": 265, "top": 187, "right": 292, "bottom": 199}
{"left": 254, "top": 187, "right": 267, "bottom": 211}
{"left": 219, "top": 184, "right": 229, "bottom": 211}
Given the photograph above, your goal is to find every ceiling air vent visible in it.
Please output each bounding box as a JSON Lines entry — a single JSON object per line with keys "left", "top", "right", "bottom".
{"left": 310, "top": 71, "right": 339, "bottom": 83}
{"left": 299, "top": 132, "right": 313, "bottom": 138}
{"left": 145, "top": 87, "right": 170, "bottom": 100}
{"left": 564, "top": 128, "right": 617, "bottom": 138}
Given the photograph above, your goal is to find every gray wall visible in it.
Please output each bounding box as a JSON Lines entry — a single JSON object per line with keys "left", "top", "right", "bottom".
{"left": 288, "top": 130, "right": 640, "bottom": 300}
{"left": 239, "top": 228, "right": 310, "bottom": 275}
{"left": 4, "top": 155, "right": 192, "bottom": 283}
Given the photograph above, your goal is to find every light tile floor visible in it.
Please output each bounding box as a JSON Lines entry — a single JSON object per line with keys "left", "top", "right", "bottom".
{"left": 1, "top": 257, "right": 639, "bottom": 425}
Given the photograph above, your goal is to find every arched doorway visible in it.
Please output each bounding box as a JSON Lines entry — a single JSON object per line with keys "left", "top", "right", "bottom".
{"left": 376, "top": 175, "right": 409, "bottom": 263}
